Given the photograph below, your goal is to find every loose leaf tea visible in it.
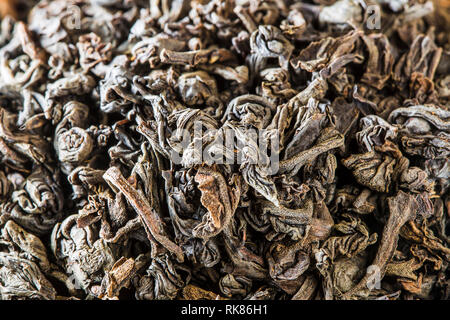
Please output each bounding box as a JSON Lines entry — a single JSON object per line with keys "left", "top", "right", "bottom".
{"left": 0, "top": 0, "right": 448, "bottom": 300}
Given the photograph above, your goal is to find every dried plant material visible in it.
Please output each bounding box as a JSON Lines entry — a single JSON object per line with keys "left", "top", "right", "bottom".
{"left": 0, "top": 0, "right": 17, "bottom": 20}
{"left": 0, "top": 0, "right": 447, "bottom": 301}
{"left": 103, "top": 166, "right": 184, "bottom": 262}
{"left": 181, "top": 284, "right": 226, "bottom": 300}
{"left": 193, "top": 167, "right": 241, "bottom": 239}
{"left": 99, "top": 257, "right": 136, "bottom": 299}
